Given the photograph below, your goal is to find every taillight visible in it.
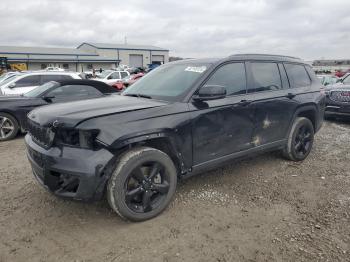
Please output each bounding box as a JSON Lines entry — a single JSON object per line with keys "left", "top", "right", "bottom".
{"left": 340, "top": 91, "right": 350, "bottom": 97}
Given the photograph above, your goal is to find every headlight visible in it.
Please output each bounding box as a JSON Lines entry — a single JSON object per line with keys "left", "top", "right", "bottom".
{"left": 55, "top": 128, "right": 100, "bottom": 149}
{"left": 79, "top": 130, "right": 99, "bottom": 149}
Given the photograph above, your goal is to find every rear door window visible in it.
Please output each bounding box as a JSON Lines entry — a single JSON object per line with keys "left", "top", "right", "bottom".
{"left": 284, "top": 63, "right": 311, "bottom": 88}
{"left": 120, "top": 72, "right": 129, "bottom": 79}
{"left": 205, "top": 62, "right": 247, "bottom": 96}
{"left": 47, "top": 85, "right": 102, "bottom": 100}
{"left": 40, "top": 75, "right": 72, "bottom": 84}
{"left": 14, "top": 75, "right": 41, "bottom": 87}
{"left": 109, "top": 72, "right": 120, "bottom": 80}
{"left": 248, "top": 62, "right": 282, "bottom": 93}
{"left": 48, "top": 85, "right": 102, "bottom": 97}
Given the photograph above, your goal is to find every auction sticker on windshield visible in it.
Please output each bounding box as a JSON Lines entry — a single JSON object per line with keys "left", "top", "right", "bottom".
{"left": 185, "top": 66, "right": 207, "bottom": 73}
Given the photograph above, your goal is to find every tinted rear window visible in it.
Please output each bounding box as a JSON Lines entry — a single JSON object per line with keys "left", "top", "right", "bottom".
{"left": 205, "top": 62, "right": 247, "bottom": 96}
{"left": 47, "top": 85, "right": 102, "bottom": 97}
{"left": 15, "top": 75, "right": 41, "bottom": 87}
{"left": 284, "top": 64, "right": 311, "bottom": 88}
{"left": 249, "top": 62, "right": 282, "bottom": 92}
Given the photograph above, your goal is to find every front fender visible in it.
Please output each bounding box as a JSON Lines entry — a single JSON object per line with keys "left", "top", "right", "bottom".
{"left": 110, "top": 128, "right": 177, "bottom": 149}
{"left": 108, "top": 128, "right": 191, "bottom": 174}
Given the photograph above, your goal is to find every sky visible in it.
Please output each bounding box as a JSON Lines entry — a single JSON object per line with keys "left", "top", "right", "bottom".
{"left": 0, "top": 0, "right": 349, "bottom": 60}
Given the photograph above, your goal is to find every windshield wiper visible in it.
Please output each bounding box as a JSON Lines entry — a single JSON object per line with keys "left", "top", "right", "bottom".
{"left": 124, "top": 93, "right": 152, "bottom": 99}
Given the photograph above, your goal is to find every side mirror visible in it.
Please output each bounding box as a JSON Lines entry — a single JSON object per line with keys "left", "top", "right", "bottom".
{"left": 193, "top": 85, "right": 226, "bottom": 101}
{"left": 336, "top": 78, "right": 343, "bottom": 83}
{"left": 42, "top": 96, "right": 55, "bottom": 103}
{"left": 107, "top": 75, "right": 113, "bottom": 80}
{"left": 8, "top": 83, "right": 16, "bottom": 89}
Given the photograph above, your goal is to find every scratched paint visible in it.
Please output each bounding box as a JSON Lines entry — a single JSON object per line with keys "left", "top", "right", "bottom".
{"left": 262, "top": 116, "right": 271, "bottom": 129}
{"left": 252, "top": 136, "right": 260, "bottom": 146}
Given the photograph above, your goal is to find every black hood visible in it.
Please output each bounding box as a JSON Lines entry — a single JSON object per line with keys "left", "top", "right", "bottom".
{"left": 28, "top": 95, "right": 168, "bottom": 128}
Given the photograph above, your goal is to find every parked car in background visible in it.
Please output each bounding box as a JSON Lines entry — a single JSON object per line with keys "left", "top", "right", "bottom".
{"left": 334, "top": 70, "right": 350, "bottom": 78}
{"left": 324, "top": 74, "right": 350, "bottom": 118}
{"left": 0, "top": 79, "right": 116, "bottom": 141}
{"left": 117, "top": 64, "right": 131, "bottom": 71}
{"left": 128, "top": 67, "right": 146, "bottom": 74}
{"left": 25, "top": 54, "right": 324, "bottom": 221}
{"left": 317, "top": 75, "right": 339, "bottom": 86}
{"left": 0, "top": 72, "right": 21, "bottom": 84}
{"left": 111, "top": 72, "right": 145, "bottom": 91}
{"left": 0, "top": 72, "right": 81, "bottom": 95}
{"left": 146, "top": 63, "right": 161, "bottom": 72}
{"left": 94, "top": 70, "right": 130, "bottom": 85}
{"left": 339, "top": 73, "right": 350, "bottom": 85}
{"left": 45, "top": 67, "right": 65, "bottom": 72}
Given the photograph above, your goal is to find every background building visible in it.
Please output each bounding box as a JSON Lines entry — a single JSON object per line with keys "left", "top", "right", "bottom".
{"left": 0, "top": 43, "right": 169, "bottom": 72}
{"left": 78, "top": 43, "right": 169, "bottom": 68}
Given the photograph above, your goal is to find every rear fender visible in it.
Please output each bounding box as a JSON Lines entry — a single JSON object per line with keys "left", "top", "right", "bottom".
{"left": 287, "top": 104, "right": 318, "bottom": 136}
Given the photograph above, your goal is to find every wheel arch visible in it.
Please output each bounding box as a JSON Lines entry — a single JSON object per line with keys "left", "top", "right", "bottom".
{"left": 108, "top": 130, "right": 188, "bottom": 176}
{"left": 290, "top": 104, "right": 318, "bottom": 132}
{"left": 296, "top": 107, "right": 317, "bottom": 130}
{"left": 0, "top": 110, "right": 20, "bottom": 126}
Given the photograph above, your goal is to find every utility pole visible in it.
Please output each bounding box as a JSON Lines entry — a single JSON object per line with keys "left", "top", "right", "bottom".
{"left": 124, "top": 36, "right": 127, "bottom": 45}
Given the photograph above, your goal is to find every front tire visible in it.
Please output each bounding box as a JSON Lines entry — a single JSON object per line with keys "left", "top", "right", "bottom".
{"left": 0, "top": 112, "right": 19, "bottom": 141}
{"left": 283, "top": 117, "right": 314, "bottom": 161}
{"left": 107, "top": 147, "right": 177, "bottom": 222}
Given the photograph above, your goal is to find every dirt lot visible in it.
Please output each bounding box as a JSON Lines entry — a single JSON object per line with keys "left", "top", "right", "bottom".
{"left": 0, "top": 120, "right": 349, "bottom": 262}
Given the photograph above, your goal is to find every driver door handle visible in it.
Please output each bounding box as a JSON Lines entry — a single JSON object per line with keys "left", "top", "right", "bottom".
{"left": 238, "top": 99, "right": 252, "bottom": 106}
{"left": 286, "top": 92, "right": 296, "bottom": 99}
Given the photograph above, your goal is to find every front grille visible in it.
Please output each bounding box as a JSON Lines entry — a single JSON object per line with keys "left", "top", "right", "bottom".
{"left": 28, "top": 146, "right": 44, "bottom": 167}
{"left": 330, "top": 90, "right": 350, "bottom": 103}
{"left": 27, "top": 119, "right": 54, "bottom": 148}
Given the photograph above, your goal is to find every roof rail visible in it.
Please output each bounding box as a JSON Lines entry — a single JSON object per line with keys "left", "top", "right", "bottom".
{"left": 229, "top": 53, "right": 301, "bottom": 60}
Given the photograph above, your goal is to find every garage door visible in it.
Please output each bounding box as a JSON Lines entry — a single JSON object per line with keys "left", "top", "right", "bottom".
{"left": 129, "top": 55, "right": 143, "bottom": 67}
{"left": 152, "top": 55, "right": 164, "bottom": 65}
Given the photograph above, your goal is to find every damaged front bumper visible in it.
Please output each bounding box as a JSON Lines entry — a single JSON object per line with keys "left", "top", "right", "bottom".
{"left": 25, "top": 134, "right": 115, "bottom": 201}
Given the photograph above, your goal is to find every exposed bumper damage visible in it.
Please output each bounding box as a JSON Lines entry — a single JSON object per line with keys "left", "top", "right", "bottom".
{"left": 25, "top": 134, "right": 115, "bottom": 201}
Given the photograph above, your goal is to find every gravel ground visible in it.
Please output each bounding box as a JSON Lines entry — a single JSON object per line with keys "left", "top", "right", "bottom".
{"left": 0, "top": 120, "right": 349, "bottom": 262}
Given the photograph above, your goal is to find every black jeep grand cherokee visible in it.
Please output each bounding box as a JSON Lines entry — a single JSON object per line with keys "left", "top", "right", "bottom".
{"left": 25, "top": 54, "right": 325, "bottom": 221}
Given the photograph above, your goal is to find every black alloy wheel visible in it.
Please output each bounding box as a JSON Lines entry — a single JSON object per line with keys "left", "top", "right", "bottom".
{"left": 124, "top": 161, "right": 170, "bottom": 213}
{"left": 107, "top": 147, "right": 177, "bottom": 221}
{"left": 0, "top": 113, "right": 19, "bottom": 141}
{"left": 283, "top": 117, "right": 314, "bottom": 161}
{"left": 294, "top": 125, "right": 312, "bottom": 158}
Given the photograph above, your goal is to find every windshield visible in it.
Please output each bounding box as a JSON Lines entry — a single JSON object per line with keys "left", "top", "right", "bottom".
{"left": 0, "top": 73, "right": 12, "bottom": 82}
{"left": 96, "top": 70, "right": 112, "bottom": 79}
{"left": 24, "top": 81, "right": 58, "bottom": 97}
{"left": 0, "top": 74, "right": 18, "bottom": 86}
{"left": 122, "top": 63, "right": 209, "bottom": 101}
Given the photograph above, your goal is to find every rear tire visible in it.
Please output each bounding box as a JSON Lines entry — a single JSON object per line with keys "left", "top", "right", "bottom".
{"left": 0, "top": 112, "right": 19, "bottom": 141}
{"left": 107, "top": 147, "right": 177, "bottom": 222}
{"left": 283, "top": 117, "right": 314, "bottom": 161}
